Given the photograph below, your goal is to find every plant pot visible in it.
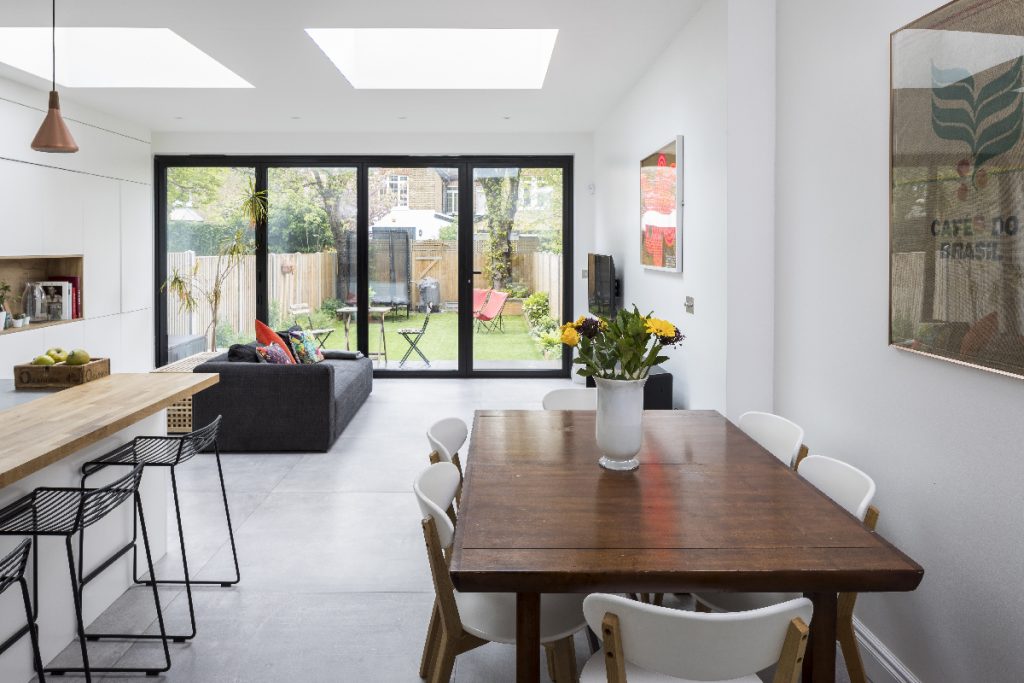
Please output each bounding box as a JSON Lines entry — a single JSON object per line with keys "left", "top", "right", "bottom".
{"left": 11, "top": 317, "right": 24, "bottom": 328}
{"left": 594, "top": 376, "right": 648, "bottom": 471}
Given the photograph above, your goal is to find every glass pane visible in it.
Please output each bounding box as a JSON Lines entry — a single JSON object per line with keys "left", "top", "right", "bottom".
{"left": 165, "top": 166, "right": 256, "bottom": 362}
{"left": 267, "top": 167, "right": 359, "bottom": 356}
{"left": 472, "top": 167, "right": 563, "bottom": 371}
{"left": 368, "top": 166, "right": 460, "bottom": 370}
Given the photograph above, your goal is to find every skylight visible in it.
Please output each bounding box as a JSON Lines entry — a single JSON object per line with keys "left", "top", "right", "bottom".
{"left": 0, "top": 28, "right": 252, "bottom": 88}
{"left": 305, "top": 28, "right": 558, "bottom": 89}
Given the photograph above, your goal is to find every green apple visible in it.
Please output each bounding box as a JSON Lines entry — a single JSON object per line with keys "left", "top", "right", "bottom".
{"left": 66, "top": 349, "right": 91, "bottom": 366}
{"left": 32, "top": 354, "right": 55, "bottom": 366}
{"left": 46, "top": 347, "right": 68, "bottom": 363}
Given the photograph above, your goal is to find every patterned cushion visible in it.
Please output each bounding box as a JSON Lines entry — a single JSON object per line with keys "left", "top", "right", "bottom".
{"left": 256, "top": 342, "right": 293, "bottom": 365}
{"left": 255, "top": 319, "right": 295, "bottom": 363}
{"left": 285, "top": 329, "right": 324, "bottom": 365}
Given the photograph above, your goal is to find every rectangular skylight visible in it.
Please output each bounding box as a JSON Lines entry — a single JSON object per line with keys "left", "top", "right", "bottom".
{"left": 0, "top": 28, "right": 252, "bottom": 88}
{"left": 305, "top": 28, "right": 558, "bottom": 89}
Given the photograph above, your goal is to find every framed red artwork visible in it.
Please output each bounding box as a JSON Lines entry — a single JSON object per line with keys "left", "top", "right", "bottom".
{"left": 640, "top": 136, "right": 683, "bottom": 272}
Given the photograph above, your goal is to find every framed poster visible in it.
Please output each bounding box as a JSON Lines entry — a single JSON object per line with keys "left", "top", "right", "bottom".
{"left": 640, "top": 136, "right": 683, "bottom": 272}
{"left": 37, "top": 281, "right": 72, "bottom": 321}
{"left": 890, "top": 0, "right": 1024, "bottom": 379}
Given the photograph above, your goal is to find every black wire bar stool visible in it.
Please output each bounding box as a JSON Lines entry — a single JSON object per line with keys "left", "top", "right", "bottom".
{"left": 0, "top": 539, "right": 45, "bottom": 681}
{"left": 79, "top": 415, "right": 239, "bottom": 643}
{"left": 0, "top": 465, "right": 170, "bottom": 680}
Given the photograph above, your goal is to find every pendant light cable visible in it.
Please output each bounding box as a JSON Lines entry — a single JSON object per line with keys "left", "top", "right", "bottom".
{"left": 51, "top": 0, "right": 55, "bottom": 90}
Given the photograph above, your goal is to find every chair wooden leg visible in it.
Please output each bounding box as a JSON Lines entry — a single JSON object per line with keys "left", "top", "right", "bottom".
{"left": 771, "top": 617, "right": 809, "bottom": 683}
{"left": 431, "top": 631, "right": 457, "bottom": 683}
{"left": 420, "top": 601, "right": 441, "bottom": 679}
{"left": 837, "top": 592, "right": 867, "bottom": 683}
{"left": 544, "top": 643, "right": 557, "bottom": 681}
{"left": 550, "top": 635, "right": 578, "bottom": 683}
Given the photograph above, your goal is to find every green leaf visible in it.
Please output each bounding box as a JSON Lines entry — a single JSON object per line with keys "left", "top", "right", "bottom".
{"left": 932, "top": 99, "right": 976, "bottom": 129}
{"left": 931, "top": 118, "right": 976, "bottom": 149}
{"left": 977, "top": 89, "right": 1019, "bottom": 126}
{"left": 976, "top": 57, "right": 1022, "bottom": 108}
{"left": 932, "top": 81, "right": 975, "bottom": 103}
{"left": 975, "top": 95, "right": 1023, "bottom": 168}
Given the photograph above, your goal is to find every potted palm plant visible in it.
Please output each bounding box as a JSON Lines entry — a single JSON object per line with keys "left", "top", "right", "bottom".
{"left": 560, "top": 306, "right": 683, "bottom": 470}
{"left": 164, "top": 179, "right": 266, "bottom": 352}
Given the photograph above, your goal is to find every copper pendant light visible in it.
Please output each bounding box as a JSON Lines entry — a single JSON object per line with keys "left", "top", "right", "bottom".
{"left": 31, "top": 0, "right": 78, "bottom": 153}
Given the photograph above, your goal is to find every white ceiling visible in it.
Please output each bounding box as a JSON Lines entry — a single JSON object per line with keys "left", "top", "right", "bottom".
{"left": 0, "top": 0, "right": 703, "bottom": 134}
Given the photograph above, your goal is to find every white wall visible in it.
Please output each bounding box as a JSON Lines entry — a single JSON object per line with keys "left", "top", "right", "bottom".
{"left": 153, "top": 131, "right": 595, "bottom": 320}
{"left": 0, "top": 77, "right": 154, "bottom": 377}
{"left": 593, "top": 0, "right": 775, "bottom": 413}
{"left": 776, "top": 1, "right": 1024, "bottom": 681}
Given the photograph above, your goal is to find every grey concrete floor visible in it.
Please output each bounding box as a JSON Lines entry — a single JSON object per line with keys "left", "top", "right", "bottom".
{"left": 39, "top": 377, "right": 856, "bottom": 682}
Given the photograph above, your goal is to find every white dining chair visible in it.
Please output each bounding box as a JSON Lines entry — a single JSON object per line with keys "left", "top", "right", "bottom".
{"left": 414, "top": 462, "right": 586, "bottom": 683}
{"left": 427, "top": 417, "right": 469, "bottom": 467}
{"left": 736, "top": 411, "right": 806, "bottom": 468}
{"left": 580, "top": 593, "right": 812, "bottom": 682}
{"left": 542, "top": 388, "right": 598, "bottom": 410}
{"left": 427, "top": 417, "right": 469, "bottom": 506}
{"left": 694, "top": 454, "right": 879, "bottom": 683}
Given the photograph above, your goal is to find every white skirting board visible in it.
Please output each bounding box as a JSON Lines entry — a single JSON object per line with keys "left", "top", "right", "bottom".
{"left": 854, "top": 617, "right": 923, "bottom": 683}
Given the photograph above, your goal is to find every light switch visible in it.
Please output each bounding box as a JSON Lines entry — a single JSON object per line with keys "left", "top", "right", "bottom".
{"left": 581, "top": 269, "right": 588, "bottom": 279}
{"left": 684, "top": 296, "right": 695, "bottom": 314}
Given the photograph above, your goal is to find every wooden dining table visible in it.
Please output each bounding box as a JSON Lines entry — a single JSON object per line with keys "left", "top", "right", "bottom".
{"left": 449, "top": 409, "right": 923, "bottom": 683}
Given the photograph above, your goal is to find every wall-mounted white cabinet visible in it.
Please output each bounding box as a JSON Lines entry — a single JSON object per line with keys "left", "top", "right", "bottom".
{"left": 0, "top": 76, "right": 153, "bottom": 380}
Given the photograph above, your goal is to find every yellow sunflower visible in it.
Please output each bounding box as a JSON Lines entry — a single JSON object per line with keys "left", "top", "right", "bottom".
{"left": 560, "top": 326, "right": 580, "bottom": 347}
{"left": 646, "top": 318, "right": 676, "bottom": 338}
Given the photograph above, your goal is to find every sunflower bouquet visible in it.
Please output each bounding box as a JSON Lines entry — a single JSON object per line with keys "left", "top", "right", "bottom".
{"left": 560, "top": 306, "right": 684, "bottom": 380}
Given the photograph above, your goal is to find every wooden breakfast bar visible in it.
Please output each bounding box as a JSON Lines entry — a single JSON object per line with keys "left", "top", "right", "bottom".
{"left": 0, "top": 372, "right": 218, "bottom": 683}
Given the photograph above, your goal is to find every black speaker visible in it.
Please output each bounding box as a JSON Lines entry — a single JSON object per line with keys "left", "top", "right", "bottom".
{"left": 585, "top": 366, "right": 673, "bottom": 409}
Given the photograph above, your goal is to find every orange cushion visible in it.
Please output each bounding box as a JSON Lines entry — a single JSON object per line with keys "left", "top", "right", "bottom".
{"left": 255, "top": 319, "right": 295, "bottom": 363}
{"left": 960, "top": 312, "right": 998, "bottom": 357}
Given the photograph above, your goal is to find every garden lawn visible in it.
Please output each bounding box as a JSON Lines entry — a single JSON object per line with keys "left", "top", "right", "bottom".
{"left": 321, "top": 310, "right": 544, "bottom": 362}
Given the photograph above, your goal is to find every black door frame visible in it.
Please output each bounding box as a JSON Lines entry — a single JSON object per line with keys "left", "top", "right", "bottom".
{"left": 154, "top": 154, "right": 573, "bottom": 378}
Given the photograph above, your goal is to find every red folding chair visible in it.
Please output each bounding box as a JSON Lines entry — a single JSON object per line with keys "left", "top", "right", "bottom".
{"left": 474, "top": 290, "right": 508, "bottom": 332}
{"left": 472, "top": 288, "right": 491, "bottom": 315}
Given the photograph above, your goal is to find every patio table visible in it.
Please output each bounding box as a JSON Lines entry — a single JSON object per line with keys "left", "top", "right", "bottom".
{"left": 335, "top": 305, "right": 391, "bottom": 363}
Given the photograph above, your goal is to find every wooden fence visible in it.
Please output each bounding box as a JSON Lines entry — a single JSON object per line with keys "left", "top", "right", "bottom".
{"left": 167, "top": 241, "right": 563, "bottom": 337}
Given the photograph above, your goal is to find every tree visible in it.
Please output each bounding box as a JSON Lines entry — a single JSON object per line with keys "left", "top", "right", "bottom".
{"left": 166, "top": 167, "right": 228, "bottom": 210}
{"left": 166, "top": 167, "right": 252, "bottom": 256}
{"left": 479, "top": 169, "right": 521, "bottom": 290}
{"left": 307, "top": 169, "right": 359, "bottom": 301}
{"left": 517, "top": 168, "right": 564, "bottom": 254}
{"left": 267, "top": 168, "right": 335, "bottom": 253}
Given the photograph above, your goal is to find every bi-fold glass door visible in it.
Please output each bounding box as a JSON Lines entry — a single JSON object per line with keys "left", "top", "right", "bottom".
{"left": 156, "top": 156, "right": 571, "bottom": 377}
{"left": 469, "top": 164, "right": 567, "bottom": 373}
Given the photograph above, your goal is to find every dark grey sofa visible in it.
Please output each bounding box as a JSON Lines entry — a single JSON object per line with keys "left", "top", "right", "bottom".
{"left": 191, "top": 351, "right": 372, "bottom": 452}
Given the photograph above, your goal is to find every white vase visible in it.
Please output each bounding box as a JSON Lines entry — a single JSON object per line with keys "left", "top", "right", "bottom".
{"left": 594, "top": 376, "right": 648, "bottom": 471}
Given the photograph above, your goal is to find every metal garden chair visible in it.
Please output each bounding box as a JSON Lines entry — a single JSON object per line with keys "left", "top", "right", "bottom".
{"left": 398, "top": 311, "right": 431, "bottom": 367}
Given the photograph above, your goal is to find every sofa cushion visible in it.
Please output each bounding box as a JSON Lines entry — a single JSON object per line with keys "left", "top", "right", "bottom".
{"left": 256, "top": 342, "right": 293, "bottom": 364}
{"left": 322, "top": 349, "right": 364, "bottom": 360}
{"left": 283, "top": 329, "right": 324, "bottom": 364}
{"left": 256, "top": 319, "right": 295, "bottom": 363}
{"left": 228, "top": 343, "right": 265, "bottom": 363}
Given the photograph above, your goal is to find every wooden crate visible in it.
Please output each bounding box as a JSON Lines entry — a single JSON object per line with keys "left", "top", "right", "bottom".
{"left": 152, "top": 352, "right": 221, "bottom": 433}
{"left": 14, "top": 357, "right": 110, "bottom": 389}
